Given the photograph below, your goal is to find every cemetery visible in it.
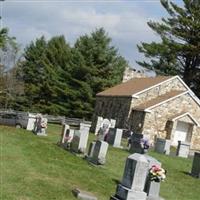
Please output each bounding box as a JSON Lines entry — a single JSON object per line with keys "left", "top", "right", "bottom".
{"left": 1, "top": 123, "right": 200, "bottom": 200}
{"left": 2, "top": 1, "right": 200, "bottom": 200}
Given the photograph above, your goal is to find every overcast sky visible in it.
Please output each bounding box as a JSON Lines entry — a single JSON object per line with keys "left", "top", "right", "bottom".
{"left": 1, "top": 0, "right": 180, "bottom": 69}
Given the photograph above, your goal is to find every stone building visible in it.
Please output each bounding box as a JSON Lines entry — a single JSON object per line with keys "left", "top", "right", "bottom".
{"left": 92, "top": 76, "right": 200, "bottom": 150}
{"left": 122, "top": 67, "right": 146, "bottom": 83}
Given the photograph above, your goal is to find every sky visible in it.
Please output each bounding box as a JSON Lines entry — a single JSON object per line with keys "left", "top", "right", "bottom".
{"left": 1, "top": 0, "right": 180, "bottom": 69}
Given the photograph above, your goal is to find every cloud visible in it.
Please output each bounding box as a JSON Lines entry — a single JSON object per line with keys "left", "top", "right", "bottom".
{"left": 2, "top": 1, "right": 162, "bottom": 67}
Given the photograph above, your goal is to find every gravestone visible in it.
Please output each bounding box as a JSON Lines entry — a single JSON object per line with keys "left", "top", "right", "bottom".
{"left": 191, "top": 152, "right": 200, "bottom": 178}
{"left": 60, "top": 124, "right": 75, "bottom": 148}
{"left": 26, "top": 113, "right": 36, "bottom": 131}
{"left": 97, "top": 119, "right": 110, "bottom": 141}
{"left": 111, "top": 153, "right": 149, "bottom": 200}
{"left": 144, "top": 155, "right": 164, "bottom": 200}
{"left": 129, "top": 133, "right": 144, "bottom": 154}
{"left": 90, "top": 140, "right": 109, "bottom": 165}
{"left": 155, "top": 138, "right": 171, "bottom": 155}
{"left": 70, "top": 123, "right": 91, "bottom": 153}
{"left": 176, "top": 141, "right": 190, "bottom": 158}
{"left": 94, "top": 116, "right": 104, "bottom": 135}
{"left": 110, "top": 119, "right": 116, "bottom": 128}
{"left": 88, "top": 141, "right": 96, "bottom": 157}
{"left": 33, "top": 114, "right": 48, "bottom": 136}
{"left": 107, "top": 128, "right": 123, "bottom": 148}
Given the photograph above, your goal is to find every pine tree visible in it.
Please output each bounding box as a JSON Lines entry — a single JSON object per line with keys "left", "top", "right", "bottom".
{"left": 75, "top": 28, "right": 128, "bottom": 96}
{"left": 137, "top": 0, "right": 200, "bottom": 96}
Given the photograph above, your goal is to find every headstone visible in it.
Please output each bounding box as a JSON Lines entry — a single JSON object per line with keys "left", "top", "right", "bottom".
{"left": 129, "top": 133, "right": 144, "bottom": 154}
{"left": 107, "top": 128, "right": 123, "bottom": 148}
{"left": 94, "top": 116, "right": 104, "bottom": 135}
{"left": 72, "top": 188, "right": 98, "bottom": 200}
{"left": 176, "top": 141, "right": 190, "bottom": 158}
{"left": 70, "top": 123, "right": 90, "bottom": 153}
{"left": 26, "top": 113, "right": 36, "bottom": 131}
{"left": 33, "top": 114, "right": 48, "bottom": 136}
{"left": 60, "top": 124, "right": 74, "bottom": 148}
{"left": 144, "top": 155, "right": 163, "bottom": 200}
{"left": 88, "top": 141, "right": 96, "bottom": 157}
{"left": 110, "top": 153, "right": 149, "bottom": 200}
{"left": 191, "top": 152, "right": 200, "bottom": 178}
{"left": 61, "top": 124, "right": 70, "bottom": 143}
{"left": 110, "top": 119, "right": 116, "bottom": 128}
{"left": 155, "top": 138, "right": 171, "bottom": 155}
{"left": 90, "top": 140, "right": 108, "bottom": 165}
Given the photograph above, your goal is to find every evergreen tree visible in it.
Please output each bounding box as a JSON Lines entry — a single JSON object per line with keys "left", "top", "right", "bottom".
{"left": 137, "top": 0, "right": 200, "bottom": 96}
{"left": 75, "top": 28, "right": 128, "bottom": 96}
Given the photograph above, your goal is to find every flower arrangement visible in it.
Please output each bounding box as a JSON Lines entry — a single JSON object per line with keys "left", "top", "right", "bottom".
{"left": 140, "top": 138, "right": 150, "bottom": 150}
{"left": 149, "top": 165, "right": 166, "bottom": 182}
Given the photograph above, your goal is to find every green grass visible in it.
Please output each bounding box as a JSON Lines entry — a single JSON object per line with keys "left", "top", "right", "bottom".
{"left": 0, "top": 124, "right": 199, "bottom": 200}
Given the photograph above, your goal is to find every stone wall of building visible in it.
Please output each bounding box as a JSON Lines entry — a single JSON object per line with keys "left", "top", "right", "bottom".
{"left": 92, "top": 96, "right": 132, "bottom": 129}
{"left": 130, "top": 77, "right": 187, "bottom": 108}
{"left": 128, "top": 110, "right": 146, "bottom": 133}
{"left": 142, "top": 93, "right": 200, "bottom": 150}
{"left": 122, "top": 67, "right": 146, "bottom": 83}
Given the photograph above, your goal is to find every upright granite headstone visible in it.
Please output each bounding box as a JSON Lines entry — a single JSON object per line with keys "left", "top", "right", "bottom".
{"left": 129, "top": 133, "right": 144, "bottom": 154}
{"left": 94, "top": 116, "right": 104, "bottom": 135}
{"left": 70, "top": 123, "right": 90, "bottom": 153}
{"left": 88, "top": 141, "right": 96, "bottom": 157}
{"left": 155, "top": 138, "right": 171, "bottom": 155}
{"left": 144, "top": 155, "right": 163, "bottom": 200}
{"left": 107, "top": 128, "right": 123, "bottom": 148}
{"left": 191, "top": 152, "right": 200, "bottom": 178}
{"left": 176, "top": 141, "right": 190, "bottom": 158}
{"left": 111, "top": 153, "right": 149, "bottom": 200}
{"left": 90, "top": 140, "right": 109, "bottom": 165}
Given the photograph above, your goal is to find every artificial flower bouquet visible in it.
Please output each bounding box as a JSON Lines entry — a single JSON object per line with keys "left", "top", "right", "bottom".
{"left": 149, "top": 165, "right": 166, "bottom": 182}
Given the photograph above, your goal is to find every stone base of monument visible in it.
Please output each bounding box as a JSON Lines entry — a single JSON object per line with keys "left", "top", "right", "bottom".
{"left": 111, "top": 184, "right": 147, "bottom": 200}
{"left": 72, "top": 188, "right": 98, "bottom": 200}
{"left": 35, "top": 132, "right": 47, "bottom": 136}
{"left": 147, "top": 196, "right": 165, "bottom": 200}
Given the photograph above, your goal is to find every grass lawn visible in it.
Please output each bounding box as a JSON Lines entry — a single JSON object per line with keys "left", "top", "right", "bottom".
{"left": 1, "top": 124, "right": 199, "bottom": 200}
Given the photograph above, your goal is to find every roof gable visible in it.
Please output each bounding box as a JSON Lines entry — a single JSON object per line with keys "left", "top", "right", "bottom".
{"left": 97, "top": 76, "right": 173, "bottom": 97}
{"left": 134, "top": 90, "right": 186, "bottom": 111}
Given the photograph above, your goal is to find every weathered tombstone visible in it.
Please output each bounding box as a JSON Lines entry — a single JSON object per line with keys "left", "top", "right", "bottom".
{"left": 129, "top": 133, "right": 144, "bottom": 154}
{"left": 59, "top": 124, "right": 75, "bottom": 149}
{"left": 90, "top": 140, "right": 109, "bottom": 165}
{"left": 97, "top": 119, "right": 110, "bottom": 141}
{"left": 191, "top": 152, "right": 200, "bottom": 178}
{"left": 88, "top": 141, "right": 96, "bottom": 157}
{"left": 155, "top": 138, "right": 171, "bottom": 155}
{"left": 61, "top": 124, "right": 70, "bottom": 143}
{"left": 176, "top": 141, "right": 190, "bottom": 158}
{"left": 107, "top": 128, "right": 123, "bottom": 148}
{"left": 144, "top": 155, "right": 164, "bottom": 200}
{"left": 33, "top": 114, "right": 48, "bottom": 136}
{"left": 70, "top": 123, "right": 91, "bottom": 153}
{"left": 110, "top": 153, "right": 149, "bottom": 200}
{"left": 110, "top": 119, "right": 116, "bottom": 128}
{"left": 26, "top": 113, "right": 36, "bottom": 131}
{"left": 94, "top": 116, "right": 104, "bottom": 135}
